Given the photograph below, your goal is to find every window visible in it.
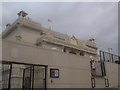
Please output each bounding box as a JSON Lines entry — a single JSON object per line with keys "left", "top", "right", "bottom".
{"left": 16, "top": 35, "right": 22, "bottom": 41}
{"left": 80, "top": 51, "right": 84, "bottom": 56}
{"left": 50, "top": 69, "right": 59, "bottom": 78}
{"left": 63, "top": 48, "right": 66, "bottom": 52}
{"left": 69, "top": 51, "right": 77, "bottom": 55}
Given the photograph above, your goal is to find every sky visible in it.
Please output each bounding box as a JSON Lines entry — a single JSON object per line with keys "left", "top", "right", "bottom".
{"left": 1, "top": 2, "right": 119, "bottom": 55}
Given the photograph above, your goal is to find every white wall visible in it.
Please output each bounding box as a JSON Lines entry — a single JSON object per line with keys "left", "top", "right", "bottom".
{"left": 21, "top": 28, "right": 41, "bottom": 44}
{"left": 2, "top": 40, "right": 119, "bottom": 88}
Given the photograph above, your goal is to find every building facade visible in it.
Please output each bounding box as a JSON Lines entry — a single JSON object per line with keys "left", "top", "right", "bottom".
{"left": 1, "top": 11, "right": 119, "bottom": 89}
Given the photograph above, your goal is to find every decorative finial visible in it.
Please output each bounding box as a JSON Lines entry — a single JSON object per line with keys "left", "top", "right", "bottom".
{"left": 17, "top": 11, "right": 28, "bottom": 18}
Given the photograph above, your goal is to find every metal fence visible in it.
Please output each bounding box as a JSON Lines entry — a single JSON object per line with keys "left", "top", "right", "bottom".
{"left": 99, "top": 50, "right": 120, "bottom": 64}
{"left": 0, "top": 61, "right": 47, "bottom": 90}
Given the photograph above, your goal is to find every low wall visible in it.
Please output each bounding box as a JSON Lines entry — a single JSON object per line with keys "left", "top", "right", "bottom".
{"left": 2, "top": 40, "right": 119, "bottom": 88}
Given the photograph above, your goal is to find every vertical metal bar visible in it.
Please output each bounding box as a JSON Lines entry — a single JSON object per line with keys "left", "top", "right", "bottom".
{"left": 108, "top": 53, "right": 111, "bottom": 62}
{"left": 30, "top": 66, "right": 32, "bottom": 90}
{"left": 103, "top": 52, "right": 105, "bottom": 62}
{"left": 118, "top": 56, "right": 120, "bottom": 64}
{"left": 45, "top": 66, "right": 47, "bottom": 90}
{"left": 100, "top": 62, "right": 103, "bottom": 76}
{"left": 99, "top": 50, "right": 102, "bottom": 61}
{"left": 22, "top": 68, "right": 25, "bottom": 90}
{"left": 8, "top": 64, "right": 12, "bottom": 90}
{"left": 111, "top": 54, "right": 114, "bottom": 62}
{"left": 103, "top": 62, "right": 106, "bottom": 76}
{"left": 32, "top": 66, "right": 34, "bottom": 90}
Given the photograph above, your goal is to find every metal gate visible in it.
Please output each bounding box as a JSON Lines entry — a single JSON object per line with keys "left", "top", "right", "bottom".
{"left": 1, "top": 61, "right": 47, "bottom": 90}
{"left": 23, "top": 66, "right": 32, "bottom": 90}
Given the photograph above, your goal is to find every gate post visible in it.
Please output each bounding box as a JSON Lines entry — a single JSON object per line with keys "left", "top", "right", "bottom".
{"left": 8, "top": 64, "right": 12, "bottom": 90}
{"left": 45, "top": 66, "right": 47, "bottom": 90}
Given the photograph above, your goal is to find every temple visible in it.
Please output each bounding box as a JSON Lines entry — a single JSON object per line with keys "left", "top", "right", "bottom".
{"left": 1, "top": 11, "right": 119, "bottom": 89}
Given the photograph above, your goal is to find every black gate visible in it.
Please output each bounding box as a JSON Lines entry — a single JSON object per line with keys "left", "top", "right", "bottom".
{"left": 1, "top": 61, "right": 47, "bottom": 90}
{"left": 22, "top": 66, "right": 32, "bottom": 90}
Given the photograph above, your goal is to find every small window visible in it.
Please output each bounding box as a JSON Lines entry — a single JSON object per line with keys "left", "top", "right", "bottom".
{"left": 80, "top": 51, "right": 84, "bottom": 56}
{"left": 50, "top": 69, "right": 59, "bottom": 78}
{"left": 63, "top": 48, "right": 66, "bottom": 52}
{"left": 69, "top": 51, "right": 77, "bottom": 55}
{"left": 16, "top": 35, "right": 22, "bottom": 41}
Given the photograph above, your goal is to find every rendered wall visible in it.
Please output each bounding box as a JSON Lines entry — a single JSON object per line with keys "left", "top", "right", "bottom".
{"left": 2, "top": 40, "right": 118, "bottom": 88}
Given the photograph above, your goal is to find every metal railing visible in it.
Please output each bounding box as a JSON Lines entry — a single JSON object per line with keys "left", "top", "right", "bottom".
{"left": 99, "top": 50, "right": 120, "bottom": 64}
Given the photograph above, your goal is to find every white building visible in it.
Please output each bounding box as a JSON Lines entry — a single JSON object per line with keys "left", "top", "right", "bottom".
{"left": 1, "top": 11, "right": 119, "bottom": 89}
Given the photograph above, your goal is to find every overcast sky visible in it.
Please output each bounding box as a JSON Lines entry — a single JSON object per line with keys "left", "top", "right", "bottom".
{"left": 2, "top": 2, "right": 118, "bottom": 55}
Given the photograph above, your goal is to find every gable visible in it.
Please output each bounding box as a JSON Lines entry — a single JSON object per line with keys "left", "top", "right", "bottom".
{"left": 70, "top": 36, "right": 78, "bottom": 46}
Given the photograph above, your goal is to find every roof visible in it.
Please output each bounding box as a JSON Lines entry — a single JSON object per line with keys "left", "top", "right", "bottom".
{"left": 2, "top": 15, "right": 97, "bottom": 52}
{"left": 37, "top": 34, "right": 97, "bottom": 54}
